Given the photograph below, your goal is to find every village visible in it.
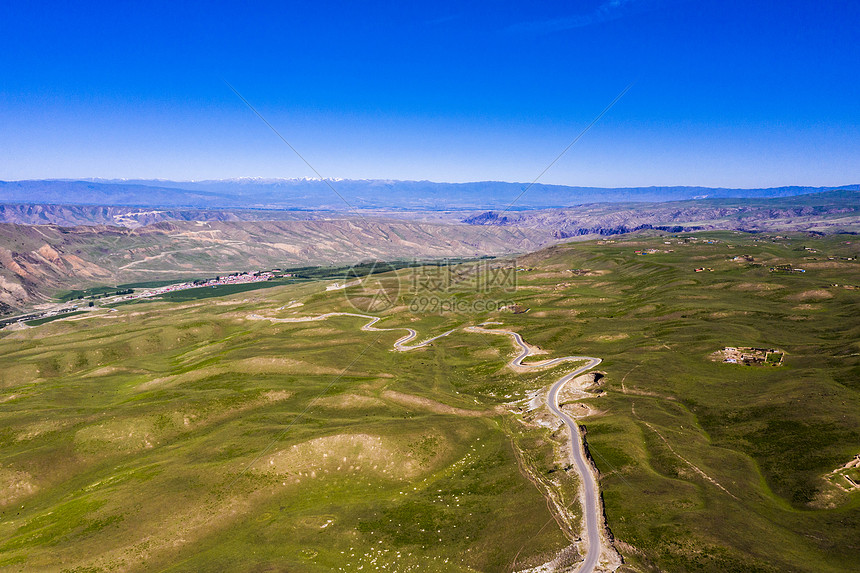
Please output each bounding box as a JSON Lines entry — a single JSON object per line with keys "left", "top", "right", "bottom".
{"left": 113, "top": 271, "right": 279, "bottom": 302}
{"left": 714, "top": 346, "right": 785, "bottom": 366}
{"left": 1, "top": 270, "right": 285, "bottom": 328}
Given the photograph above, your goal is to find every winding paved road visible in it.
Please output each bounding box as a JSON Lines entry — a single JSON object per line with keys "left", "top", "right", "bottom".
{"left": 250, "top": 313, "right": 605, "bottom": 572}
{"left": 545, "top": 359, "right": 603, "bottom": 573}
{"left": 470, "top": 327, "right": 604, "bottom": 573}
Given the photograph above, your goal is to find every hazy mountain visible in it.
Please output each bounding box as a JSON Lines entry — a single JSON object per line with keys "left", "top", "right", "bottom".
{"left": 3, "top": 178, "right": 857, "bottom": 211}
{"left": 462, "top": 189, "right": 860, "bottom": 237}
{"left": 1, "top": 188, "right": 857, "bottom": 235}
{"left": 0, "top": 204, "right": 326, "bottom": 228}
{"left": 1, "top": 184, "right": 857, "bottom": 313}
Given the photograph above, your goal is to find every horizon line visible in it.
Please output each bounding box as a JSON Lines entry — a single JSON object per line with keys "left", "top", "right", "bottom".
{"left": 2, "top": 178, "right": 859, "bottom": 192}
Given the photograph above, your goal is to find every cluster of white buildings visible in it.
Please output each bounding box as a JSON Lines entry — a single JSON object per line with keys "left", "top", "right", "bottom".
{"left": 116, "top": 272, "right": 275, "bottom": 302}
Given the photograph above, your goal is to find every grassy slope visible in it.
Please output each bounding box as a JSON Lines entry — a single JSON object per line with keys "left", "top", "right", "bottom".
{"left": 1, "top": 230, "right": 858, "bottom": 572}
{"left": 0, "top": 284, "right": 568, "bottom": 572}
{"left": 507, "top": 231, "right": 860, "bottom": 571}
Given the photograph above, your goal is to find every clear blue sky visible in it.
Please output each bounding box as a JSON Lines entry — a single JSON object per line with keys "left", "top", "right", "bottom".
{"left": 1, "top": 0, "right": 857, "bottom": 187}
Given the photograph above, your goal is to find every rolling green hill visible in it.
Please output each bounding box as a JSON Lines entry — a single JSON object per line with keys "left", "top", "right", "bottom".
{"left": 1, "top": 230, "right": 858, "bottom": 571}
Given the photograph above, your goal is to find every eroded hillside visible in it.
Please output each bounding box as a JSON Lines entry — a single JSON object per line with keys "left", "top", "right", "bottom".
{"left": 0, "top": 219, "right": 548, "bottom": 312}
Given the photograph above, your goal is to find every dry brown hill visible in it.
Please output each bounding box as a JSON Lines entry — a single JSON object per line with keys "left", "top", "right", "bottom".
{"left": 0, "top": 219, "right": 548, "bottom": 311}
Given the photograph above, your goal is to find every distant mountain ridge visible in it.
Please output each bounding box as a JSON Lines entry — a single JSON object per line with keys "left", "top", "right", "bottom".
{"left": 0, "top": 203, "right": 324, "bottom": 228}
{"left": 2, "top": 178, "right": 857, "bottom": 211}
{"left": 0, "top": 187, "right": 857, "bottom": 313}
{"left": 462, "top": 189, "right": 860, "bottom": 237}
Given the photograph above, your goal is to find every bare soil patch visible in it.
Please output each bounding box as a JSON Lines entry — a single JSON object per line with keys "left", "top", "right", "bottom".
{"left": 264, "top": 433, "right": 424, "bottom": 481}
{"left": 235, "top": 356, "right": 347, "bottom": 375}
{"left": 75, "top": 417, "right": 159, "bottom": 452}
{"left": 589, "top": 333, "right": 629, "bottom": 342}
{"left": 793, "top": 303, "right": 822, "bottom": 311}
{"left": 472, "top": 347, "right": 501, "bottom": 359}
{"left": 788, "top": 289, "right": 833, "bottom": 301}
{"left": 296, "top": 326, "right": 341, "bottom": 337}
{"left": 315, "top": 393, "right": 386, "bottom": 409}
{"left": 732, "top": 282, "right": 785, "bottom": 292}
{"left": 382, "top": 390, "right": 488, "bottom": 417}
{"left": 0, "top": 467, "right": 37, "bottom": 506}
{"left": 0, "top": 363, "right": 42, "bottom": 388}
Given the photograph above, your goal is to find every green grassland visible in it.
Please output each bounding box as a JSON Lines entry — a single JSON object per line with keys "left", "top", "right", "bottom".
{"left": 122, "top": 277, "right": 309, "bottom": 303}
{"left": 1, "top": 231, "right": 859, "bottom": 571}
{"left": 0, "top": 283, "right": 569, "bottom": 571}
{"left": 507, "top": 231, "right": 860, "bottom": 571}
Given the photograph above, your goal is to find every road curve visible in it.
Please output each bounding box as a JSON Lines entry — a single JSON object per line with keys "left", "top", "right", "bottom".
{"left": 250, "top": 313, "right": 605, "bottom": 572}
{"left": 469, "top": 326, "right": 603, "bottom": 573}
{"left": 246, "top": 312, "right": 456, "bottom": 351}
{"left": 546, "top": 359, "right": 603, "bottom": 573}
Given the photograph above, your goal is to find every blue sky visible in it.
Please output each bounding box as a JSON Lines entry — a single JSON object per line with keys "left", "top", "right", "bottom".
{"left": 1, "top": 0, "right": 858, "bottom": 187}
